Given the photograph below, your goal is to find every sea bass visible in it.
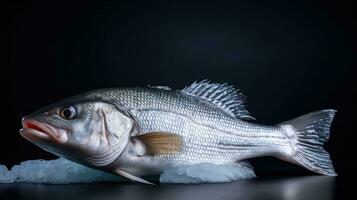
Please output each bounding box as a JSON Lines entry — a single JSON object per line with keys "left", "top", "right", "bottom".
{"left": 20, "top": 80, "right": 336, "bottom": 184}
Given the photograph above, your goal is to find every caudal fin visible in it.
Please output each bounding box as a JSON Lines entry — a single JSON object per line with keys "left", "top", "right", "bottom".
{"left": 278, "top": 109, "right": 337, "bottom": 176}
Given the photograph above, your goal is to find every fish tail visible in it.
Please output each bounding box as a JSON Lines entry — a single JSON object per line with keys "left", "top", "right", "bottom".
{"left": 278, "top": 109, "right": 337, "bottom": 176}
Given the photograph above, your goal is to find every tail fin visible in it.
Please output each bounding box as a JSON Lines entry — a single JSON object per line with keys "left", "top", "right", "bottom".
{"left": 278, "top": 109, "right": 337, "bottom": 176}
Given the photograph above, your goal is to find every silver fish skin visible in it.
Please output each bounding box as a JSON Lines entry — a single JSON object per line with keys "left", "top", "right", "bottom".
{"left": 20, "top": 80, "right": 336, "bottom": 184}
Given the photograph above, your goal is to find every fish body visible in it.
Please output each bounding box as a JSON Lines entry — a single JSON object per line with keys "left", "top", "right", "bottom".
{"left": 20, "top": 81, "right": 336, "bottom": 184}
{"left": 103, "top": 87, "right": 288, "bottom": 173}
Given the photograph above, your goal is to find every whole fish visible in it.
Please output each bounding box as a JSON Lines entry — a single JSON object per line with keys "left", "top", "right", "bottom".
{"left": 20, "top": 80, "right": 336, "bottom": 184}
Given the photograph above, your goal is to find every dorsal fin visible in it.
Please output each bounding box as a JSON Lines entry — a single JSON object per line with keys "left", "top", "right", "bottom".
{"left": 181, "top": 80, "right": 254, "bottom": 120}
{"left": 148, "top": 85, "right": 172, "bottom": 90}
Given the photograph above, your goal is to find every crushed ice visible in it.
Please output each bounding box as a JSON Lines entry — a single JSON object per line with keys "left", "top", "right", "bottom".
{"left": 0, "top": 158, "right": 123, "bottom": 184}
{"left": 0, "top": 158, "right": 255, "bottom": 184}
{"left": 160, "top": 162, "right": 256, "bottom": 183}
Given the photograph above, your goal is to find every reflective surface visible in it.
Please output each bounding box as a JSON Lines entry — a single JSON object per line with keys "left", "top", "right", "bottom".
{"left": 0, "top": 176, "right": 336, "bottom": 200}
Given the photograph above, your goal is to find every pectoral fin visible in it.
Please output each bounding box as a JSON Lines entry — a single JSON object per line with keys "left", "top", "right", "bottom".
{"left": 114, "top": 168, "right": 155, "bottom": 185}
{"left": 134, "top": 132, "right": 182, "bottom": 156}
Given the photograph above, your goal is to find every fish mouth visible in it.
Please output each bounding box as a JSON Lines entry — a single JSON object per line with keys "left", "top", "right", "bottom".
{"left": 20, "top": 117, "right": 67, "bottom": 143}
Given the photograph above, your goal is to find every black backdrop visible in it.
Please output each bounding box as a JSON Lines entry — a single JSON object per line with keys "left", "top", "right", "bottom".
{"left": 4, "top": 0, "right": 356, "bottom": 186}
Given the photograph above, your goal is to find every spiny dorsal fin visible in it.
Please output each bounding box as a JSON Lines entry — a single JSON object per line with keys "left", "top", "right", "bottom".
{"left": 148, "top": 85, "right": 172, "bottom": 90}
{"left": 135, "top": 132, "right": 182, "bottom": 156}
{"left": 181, "top": 80, "right": 254, "bottom": 120}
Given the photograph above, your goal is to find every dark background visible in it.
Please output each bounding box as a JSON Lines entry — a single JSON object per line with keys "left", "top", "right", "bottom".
{"left": 3, "top": 0, "right": 357, "bottom": 199}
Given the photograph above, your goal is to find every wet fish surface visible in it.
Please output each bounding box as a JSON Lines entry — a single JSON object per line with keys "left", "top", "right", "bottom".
{"left": 20, "top": 80, "right": 336, "bottom": 184}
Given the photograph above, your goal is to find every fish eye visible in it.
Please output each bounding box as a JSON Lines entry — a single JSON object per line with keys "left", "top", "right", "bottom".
{"left": 59, "top": 106, "right": 76, "bottom": 120}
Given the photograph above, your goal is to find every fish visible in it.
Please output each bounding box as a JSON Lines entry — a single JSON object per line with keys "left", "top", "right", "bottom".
{"left": 20, "top": 80, "right": 337, "bottom": 184}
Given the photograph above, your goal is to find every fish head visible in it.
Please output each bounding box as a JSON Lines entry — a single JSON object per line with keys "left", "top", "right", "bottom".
{"left": 20, "top": 96, "right": 134, "bottom": 167}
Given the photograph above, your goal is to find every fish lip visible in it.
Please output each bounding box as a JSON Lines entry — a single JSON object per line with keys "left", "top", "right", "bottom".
{"left": 20, "top": 118, "right": 67, "bottom": 143}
